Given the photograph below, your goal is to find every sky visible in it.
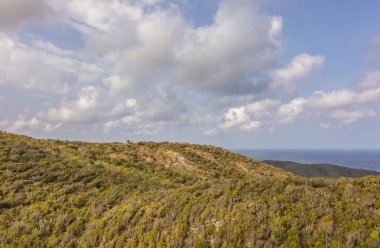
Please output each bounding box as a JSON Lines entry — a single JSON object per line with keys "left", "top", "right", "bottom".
{"left": 1, "top": 0, "right": 380, "bottom": 149}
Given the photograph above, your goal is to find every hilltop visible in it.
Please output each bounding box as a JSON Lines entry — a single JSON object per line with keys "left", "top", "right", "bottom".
{"left": 0, "top": 132, "right": 379, "bottom": 247}
{"left": 264, "top": 160, "right": 380, "bottom": 178}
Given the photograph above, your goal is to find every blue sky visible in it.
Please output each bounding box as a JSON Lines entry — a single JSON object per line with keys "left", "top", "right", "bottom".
{"left": 0, "top": 0, "right": 380, "bottom": 149}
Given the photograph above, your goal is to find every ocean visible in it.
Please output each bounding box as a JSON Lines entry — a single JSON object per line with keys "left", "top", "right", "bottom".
{"left": 235, "top": 150, "right": 380, "bottom": 172}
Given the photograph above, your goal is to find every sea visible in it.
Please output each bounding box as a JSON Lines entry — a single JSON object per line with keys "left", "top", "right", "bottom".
{"left": 234, "top": 150, "right": 380, "bottom": 172}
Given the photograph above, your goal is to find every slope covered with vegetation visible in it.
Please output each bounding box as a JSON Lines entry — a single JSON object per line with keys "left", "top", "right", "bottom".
{"left": 0, "top": 132, "right": 379, "bottom": 247}
{"left": 263, "top": 160, "right": 380, "bottom": 178}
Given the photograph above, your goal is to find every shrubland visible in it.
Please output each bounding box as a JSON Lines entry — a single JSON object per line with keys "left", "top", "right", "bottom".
{"left": 0, "top": 132, "right": 379, "bottom": 247}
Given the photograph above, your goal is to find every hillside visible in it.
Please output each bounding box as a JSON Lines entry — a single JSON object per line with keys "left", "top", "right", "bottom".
{"left": 263, "top": 160, "right": 380, "bottom": 178}
{"left": 0, "top": 132, "right": 379, "bottom": 247}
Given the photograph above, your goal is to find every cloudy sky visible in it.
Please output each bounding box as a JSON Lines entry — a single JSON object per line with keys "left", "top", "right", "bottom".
{"left": 1, "top": 0, "right": 380, "bottom": 149}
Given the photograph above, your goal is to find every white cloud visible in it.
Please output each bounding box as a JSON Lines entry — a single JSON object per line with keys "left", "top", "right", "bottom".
{"left": 202, "top": 129, "right": 218, "bottom": 136}
{"left": 270, "top": 16, "right": 282, "bottom": 44}
{"left": 307, "top": 90, "right": 355, "bottom": 109}
{"left": 2, "top": 0, "right": 379, "bottom": 141}
{"left": 140, "top": 86, "right": 188, "bottom": 122}
{"left": 219, "top": 99, "right": 278, "bottom": 132}
{"left": 4, "top": 117, "right": 61, "bottom": 133}
{"left": 109, "top": 98, "right": 138, "bottom": 118}
{"left": 54, "top": 0, "right": 151, "bottom": 32}
{"left": 108, "top": 104, "right": 140, "bottom": 128}
{"left": 320, "top": 123, "right": 329, "bottom": 130}
{"left": 56, "top": 0, "right": 186, "bottom": 95}
{"left": 41, "top": 86, "right": 100, "bottom": 123}
{"left": 356, "top": 87, "right": 380, "bottom": 103}
{"left": 241, "top": 121, "right": 262, "bottom": 131}
{"left": 0, "top": 33, "right": 104, "bottom": 94}
{"left": 9, "top": 118, "right": 40, "bottom": 131}
{"left": 104, "top": 75, "right": 132, "bottom": 95}
{"left": 273, "top": 54, "right": 324, "bottom": 82}
{"left": 221, "top": 107, "right": 250, "bottom": 129}
{"left": 356, "top": 71, "right": 380, "bottom": 90}
{"left": 277, "top": 98, "right": 306, "bottom": 123}
{"left": 218, "top": 77, "right": 380, "bottom": 131}
{"left": 59, "top": 0, "right": 283, "bottom": 96}
{"left": 0, "top": 0, "right": 291, "bottom": 138}
{"left": 273, "top": 76, "right": 380, "bottom": 126}
{"left": 307, "top": 87, "right": 380, "bottom": 110}
{"left": 331, "top": 110, "right": 376, "bottom": 124}
{"left": 32, "top": 40, "right": 73, "bottom": 56}
{"left": 40, "top": 0, "right": 280, "bottom": 96}
{"left": 245, "top": 99, "right": 279, "bottom": 117}
{"left": 175, "top": 0, "right": 282, "bottom": 94}
{"left": 126, "top": 99, "right": 137, "bottom": 109}
{"left": 271, "top": 53, "right": 324, "bottom": 94}
{"left": 273, "top": 80, "right": 380, "bottom": 125}
{"left": 103, "top": 120, "right": 121, "bottom": 133}
{"left": 121, "top": 115, "right": 139, "bottom": 125}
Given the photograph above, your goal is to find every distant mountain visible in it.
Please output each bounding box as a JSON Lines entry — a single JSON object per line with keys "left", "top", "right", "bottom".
{"left": 263, "top": 160, "right": 380, "bottom": 178}
{"left": 1, "top": 132, "right": 380, "bottom": 247}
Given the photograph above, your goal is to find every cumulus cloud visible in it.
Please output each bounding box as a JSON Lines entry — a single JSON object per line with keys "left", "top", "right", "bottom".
{"left": 0, "top": 0, "right": 290, "bottom": 137}
{"left": 50, "top": 0, "right": 282, "bottom": 95}
{"left": 41, "top": 87, "right": 100, "bottom": 123}
{"left": 109, "top": 98, "right": 137, "bottom": 118}
{"left": 271, "top": 53, "right": 324, "bottom": 94}
{"left": 176, "top": 0, "right": 282, "bottom": 94}
{"left": 218, "top": 99, "right": 279, "bottom": 132}
{"left": 218, "top": 69, "right": 380, "bottom": 132}
{"left": 101, "top": 85, "right": 188, "bottom": 133}
{"left": 276, "top": 87, "right": 380, "bottom": 125}
{"left": 331, "top": 110, "right": 376, "bottom": 125}
{"left": 102, "top": 98, "right": 141, "bottom": 133}
{"left": 356, "top": 71, "right": 380, "bottom": 90}
{"left": 139, "top": 85, "right": 188, "bottom": 122}
{"left": 262, "top": 75, "right": 380, "bottom": 126}
{"left": 221, "top": 107, "right": 250, "bottom": 129}
{"left": 308, "top": 87, "right": 380, "bottom": 110}
{"left": 0, "top": 34, "right": 105, "bottom": 94}
{"left": 1, "top": 0, "right": 378, "bottom": 140}
{"left": 3, "top": 117, "right": 61, "bottom": 133}
{"left": 307, "top": 90, "right": 355, "bottom": 109}
{"left": 319, "top": 123, "right": 329, "bottom": 130}
{"left": 277, "top": 98, "right": 306, "bottom": 123}
{"left": 53, "top": 0, "right": 186, "bottom": 94}
{"left": 273, "top": 54, "right": 324, "bottom": 82}
{"left": 103, "top": 115, "right": 140, "bottom": 133}
{"left": 104, "top": 75, "right": 132, "bottom": 96}
{"left": 219, "top": 107, "right": 263, "bottom": 132}
{"left": 245, "top": 99, "right": 279, "bottom": 117}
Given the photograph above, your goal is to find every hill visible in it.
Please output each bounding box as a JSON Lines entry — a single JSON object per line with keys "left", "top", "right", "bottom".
{"left": 263, "top": 160, "right": 380, "bottom": 178}
{"left": 0, "top": 132, "right": 379, "bottom": 247}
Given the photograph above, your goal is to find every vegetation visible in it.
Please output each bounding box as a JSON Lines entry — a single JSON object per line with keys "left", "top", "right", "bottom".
{"left": 263, "top": 160, "right": 380, "bottom": 178}
{"left": 0, "top": 132, "right": 379, "bottom": 247}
